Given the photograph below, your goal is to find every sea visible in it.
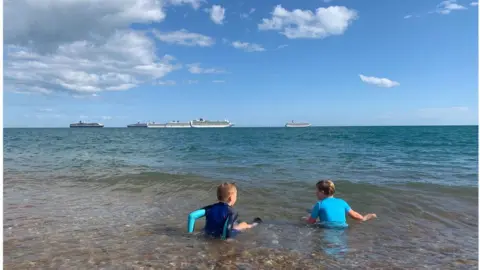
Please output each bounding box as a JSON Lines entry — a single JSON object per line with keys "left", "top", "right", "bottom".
{"left": 3, "top": 126, "right": 478, "bottom": 269}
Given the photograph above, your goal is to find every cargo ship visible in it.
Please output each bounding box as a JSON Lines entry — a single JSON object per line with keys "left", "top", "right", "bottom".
{"left": 189, "top": 118, "right": 233, "bottom": 128}
{"left": 285, "top": 121, "right": 311, "bottom": 128}
{"left": 70, "top": 121, "right": 104, "bottom": 128}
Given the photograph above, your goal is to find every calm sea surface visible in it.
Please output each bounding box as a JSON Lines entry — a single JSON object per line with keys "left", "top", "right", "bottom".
{"left": 4, "top": 126, "right": 478, "bottom": 269}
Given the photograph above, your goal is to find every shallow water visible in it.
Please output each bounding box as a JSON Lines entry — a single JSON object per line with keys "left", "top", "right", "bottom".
{"left": 4, "top": 126, "right": 478, "bottom": 269}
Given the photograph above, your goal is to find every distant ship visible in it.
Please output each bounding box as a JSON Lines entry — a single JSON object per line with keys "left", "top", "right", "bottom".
{"left": 165, "top": 120, "right": 191, "bottom": 128}
{"left": 190, "top": 118, "right": 233, "bottom": 128}
{"left": 127, "top": 122, "right": 148, "bottom": 128}
{"left": 70, "top": 121, "right": 104, "bottom": 128}
{"left": 146, "top": 122, "right": 166, "bottom": 128}
{"left": 285, "top": 121, "right": 311, "bottom": 128}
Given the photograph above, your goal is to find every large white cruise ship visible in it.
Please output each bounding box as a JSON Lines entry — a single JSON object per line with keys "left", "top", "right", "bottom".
{"left": 164, "top": 121, "right": 191, "bottom": 128}
{"left": 285, "top": 120, "right": 311, "bottom": 128}
{"left": 189, "top": 118, "right": 234, "bottom": 128}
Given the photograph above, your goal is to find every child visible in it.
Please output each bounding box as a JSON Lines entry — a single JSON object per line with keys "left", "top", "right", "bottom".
{"left": 187, "top": 182, "right": 256, "bottom": 239}
{"left": 306, "top": 180, "right": 377, "bottom": 227}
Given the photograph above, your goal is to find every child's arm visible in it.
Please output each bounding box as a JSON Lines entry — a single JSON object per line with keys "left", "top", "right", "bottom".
{"left": 233, "top": 222, "right": 253, "bottom": 231}
{"left": 347, "top": 209, "right": 377, "bottom": 221}
{"left": 306, "top": 203, "right": 320, "bottom": 224}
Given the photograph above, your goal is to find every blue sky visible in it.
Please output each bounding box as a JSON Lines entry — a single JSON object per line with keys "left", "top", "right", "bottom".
{"left": 4, "top": 0, "right": 478, "bottom": 127}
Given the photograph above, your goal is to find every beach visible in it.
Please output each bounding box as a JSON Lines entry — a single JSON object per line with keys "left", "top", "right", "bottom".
{"left": 4, "top": 126, "right": 478, "bottom": 269}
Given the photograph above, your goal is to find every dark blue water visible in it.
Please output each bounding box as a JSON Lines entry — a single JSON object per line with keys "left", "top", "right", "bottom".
{"left": 4, "top": 126, "right": 478, "bottom": 269}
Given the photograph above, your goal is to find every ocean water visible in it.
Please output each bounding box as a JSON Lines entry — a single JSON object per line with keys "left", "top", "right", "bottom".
{"left": 3, "top": 126, "right": 478, "bottom": 269}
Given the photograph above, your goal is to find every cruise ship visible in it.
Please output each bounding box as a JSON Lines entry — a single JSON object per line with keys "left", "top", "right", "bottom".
{"left": 70, "top": 121, "right": 104, "bottom": 128}
{"left": 285, "top": 121, "right": 311, "bottom": 128}
{"left": 189, "top": 118, "right": 234, "bottom": 128}
{"left": 146, "top": 122, "right": 166, "bottom": 128}
{"left": 165, "top": 121, "right": 191, "bottom": 128}
{"left": 127, "top": 122, "right": 148, "bottom": 128}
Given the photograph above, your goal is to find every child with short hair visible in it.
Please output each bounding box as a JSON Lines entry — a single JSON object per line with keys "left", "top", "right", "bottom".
{"left": 306, "top": 180, "right": 377, "bottom": 227}
{"left": 187, "top": 182, "right": 256, "bottom": 239}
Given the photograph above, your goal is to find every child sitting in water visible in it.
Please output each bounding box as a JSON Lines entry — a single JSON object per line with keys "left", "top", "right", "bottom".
{"left": 306, "top": 180, "right": 377, "bottom": 227}
{"left": 187, "top": 182, "right": 256, "bottom": 239}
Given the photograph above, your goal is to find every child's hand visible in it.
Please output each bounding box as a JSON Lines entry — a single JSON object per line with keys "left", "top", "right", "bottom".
{"left": 362, "top": 213, "right": 377, "bottom": 221}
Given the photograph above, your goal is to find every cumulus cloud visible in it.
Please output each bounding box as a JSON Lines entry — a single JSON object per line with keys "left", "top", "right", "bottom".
{"left": 231, "top": 41, "right": 266, "bottom": 52}
{"left": 359, "top": 74, "right": 400, "bottom": 88}
{"left": 3, "top": 0, "right": 202, "bottom": 96}
{"left": 212, "top": 80, "right": 225, "bottom": 83}
{"left": 258, "top": 5, "right": 358, "bottom": 39}
{"left": 435, "top": 0, "right": 467, "bottom": 14}
{"left": 277, "top": 44, "right": 289, "bottom": 49}
{"left": 187, "top": 63, "right": 225, "bottom": 74}
{"left": 5, "top": 31, "right": 180, "bottom": 95}
{"left": 153, "top": 29, "right": 215, "bottom": 47}
{"left": 5, "top": 0, "right": 167, "bottom": 52}
{"left": 404, "top": 15, "right": 413, "bottom": 19}
{"left": 209, "top": 5, "right": 226, "bottom": 24}
{"left": 471, "top": 1, "right": 478, "bottom": 6}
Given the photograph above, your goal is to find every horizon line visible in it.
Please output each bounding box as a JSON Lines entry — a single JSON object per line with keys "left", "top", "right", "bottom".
{"left": 3, "top": 124, "right": 478, "bottom": 128}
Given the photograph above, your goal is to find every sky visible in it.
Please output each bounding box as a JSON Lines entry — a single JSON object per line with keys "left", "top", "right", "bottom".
{"left": 3, "top": 0, "right": 479, "bottom": 127}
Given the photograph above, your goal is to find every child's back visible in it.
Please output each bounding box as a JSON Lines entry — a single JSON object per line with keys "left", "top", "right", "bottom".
{"left": 312, "top": 197, "right": 351, "bottom": 224}
{"left": 203, "top": 202, "right": 237, "bottom": 238}
{"left": 307, "top": 180, "right": 377, "bottom": 227}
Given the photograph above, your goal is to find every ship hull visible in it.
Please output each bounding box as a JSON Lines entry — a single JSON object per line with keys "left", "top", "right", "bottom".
{"left": 285, "top": 124, "right": 311, "bottom": 128}
{"left": 190, "top": 123, "right": 233, "bottom": 128}
{"left": 70, "top": 125, "right": 104, "bottom": 128}
{"left": 147, "top": 124, "right": 167, "bottom": 128}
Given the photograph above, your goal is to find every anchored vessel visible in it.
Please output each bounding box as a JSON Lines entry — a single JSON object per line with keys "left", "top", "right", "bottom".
{"left": 285, "top": 121, "right": 311, "bottom": 128}
{"left": 70, "top": 121, "right": 104, "bottom": 128}
{"left": 165, "top": 120, "right": 191, "bottom": 128}
{"left": 189, "top": 118, "right": 233, "bottom": 128}
{"left": 127, "top": 122, "right": 149, "bottom": 128}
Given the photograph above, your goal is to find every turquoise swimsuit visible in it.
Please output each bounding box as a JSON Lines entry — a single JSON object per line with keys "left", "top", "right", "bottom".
{"left": 310, "top": 197, "right": 351, "bottom": 228}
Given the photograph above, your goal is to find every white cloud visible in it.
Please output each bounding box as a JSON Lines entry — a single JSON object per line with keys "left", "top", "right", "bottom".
{"left": 5, "top": 31, "right": 180, "bottom": 95}
{"left": 167, "top": 0, "right": 205, "bottom": 10}
{"left": 240, "top": 8, "right": 256, "bottom": 19}
{"left": 359, "top": 74, "right": 400, "bottom": 88}
{"left": 435, "top": 0, "right": 467, "bottom": 14}
{"left": 102, "top": 116, "right": 113, "bottom": 120}
{"left": 153, "top": 29, "right": 215, "bottom": 47}
{"left": 156, "top": 80, "right": 176, "bottom": 86}
{"left": 404, "top": 15, "right": 413, "bottom": 19}
{"left": 5, "top": 0, "right": 167, "bottom": 52}
{"left": 210, "top": 5, "right": 226, "bottom": 24}
{"left": 471, "top": 1, "right": 478, "bottom": 6}
{"left": 258, "top": 5, "right": 358, "bottom": 39}
{"left": 231, "top": 41, "right": 266, "bottom": 52}
{"left": 212, "top": 80, "right": 225, "bottom": 83}
{"left": 187, "top": 63, "right": 226, "bottom": 74}
{"left": 277, "top": 44, "right": 289, "bottom": 49}
{"left": 185, "top": 80, "right": 199, "bottom": 84}
{"left": 3, "top": 0, "right": 198, "bottom": 96}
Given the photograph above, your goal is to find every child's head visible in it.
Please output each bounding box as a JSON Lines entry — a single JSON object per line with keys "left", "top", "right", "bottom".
{"left": 217, "top": 182, "right": 237, "bottom": 206}
{"left": 316, "top": 179, "right": 335, "bottom": 199}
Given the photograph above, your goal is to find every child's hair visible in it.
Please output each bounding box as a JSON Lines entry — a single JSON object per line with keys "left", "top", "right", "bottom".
{"left": 316, "top": 180, "right": 335, "bottom": 196}
{"left": 217, "top": 182, "right": 237, "bottom": 202}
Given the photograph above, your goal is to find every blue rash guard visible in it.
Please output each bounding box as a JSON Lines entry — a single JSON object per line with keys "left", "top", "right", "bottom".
{"left": 202, "top": 202, "right": 239, "bottom": 239}
{"left": 310, "top": 197, "right": 351, "bottom": 228}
